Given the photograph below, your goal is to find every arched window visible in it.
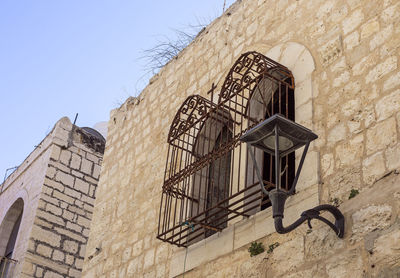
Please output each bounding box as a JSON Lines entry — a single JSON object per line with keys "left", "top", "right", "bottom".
{"left": 0, "top": 198, "right": 24, "bottom": 259}
{"left": 158, "top": 52, "right": 294, "bottom": 247}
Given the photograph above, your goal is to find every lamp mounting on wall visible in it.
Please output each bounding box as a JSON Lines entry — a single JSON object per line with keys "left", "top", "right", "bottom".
{"left": 240, "top": 114, "right": 345, "bottom": 238}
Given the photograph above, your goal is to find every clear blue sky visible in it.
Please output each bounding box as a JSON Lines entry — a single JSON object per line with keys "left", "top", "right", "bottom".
{"left": 0, "top": 0, "right": 235, "bottom": 180}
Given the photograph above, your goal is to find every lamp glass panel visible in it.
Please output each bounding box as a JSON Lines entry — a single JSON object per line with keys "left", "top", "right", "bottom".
{"left": 262, "top": 135, "right": 294, "bottom": 152}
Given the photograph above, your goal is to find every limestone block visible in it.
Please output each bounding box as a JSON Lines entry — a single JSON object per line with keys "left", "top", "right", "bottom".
{"left": 74, "top": 178, "right": 89, "bottom": 194}
{"left": 127, "top": 257, "right": 140, "bottom": 277}
{"left": 36, "top": 210, "right": 65, "bottom": 226}
{"left": 66, "top": 221, "right": 82, "bottom": 233}
{"left": 304, "top": 225, "right": 345, "bottom": 260}
{"left": 331, "top": 57, "right": 347, "bottom": 73}
{"left": 31, "top": 226, "right": 61, "bottom": 247}
{"left": 70, "top": 153, "right": 81, "bottom": 170}
{"left": 46, "top": 203, "right": 62, "bottom": 216}
{"left": 351, "top": 205, "right": 392, "bottom": 241}
{"left": 335, "top": 134, "right": 364, "bottom": 167}
{"left": 69, "top": 268, "right": 81, "bottom": 278}
{"left": 383, "top": 71, "right": 400, "bottom": 91}
{"left": 342, "top": 9, "right": 364, "bottom": 35}
{"left": 36, "top": 267, "right": 44, "bottom": 277}
{"left": 45, "top": 178, "right": 65, "bottom": 193}
{"left": 366, "top": 56, "right": 397, "bottom": 83}
{"left": 296, "top": 150, "right": 319, "bottom": 191}
{"left": 60, "top": 150, "right": 71, "bottom": 166}
{"left": 271, "top": 236, "right": 304, "bottom": 273}
{"left": 93, "top": 164, "right": 101, "bottom": 179}
{"left": 366, "top": 117, "right": 397, "bottom": 155}
{"left": 326, "top": 166, "right": 361, "bottom": 201}
{"left": 332, "top": 71, "right": 350, "bottom": 87}
{"left": 370, "top": 25, "right": 393, "bottom": 50}
{"left": 385, "top": 144, "right": 400, "bottom": 171}
{"left": 284, "top": 264, "right": 326, "bottom": 278}
{"left": 44, "top": 271, "right": 63, "bottom": 278}
{"left": 50, "top": 145, "right": 62, "bottom": 161}
{"left": 362, "top": 152, "right": 386, "bottom": 185}
{"left": 81, "top": 158, "right": 93, "bottom": 175}
{"left": 156, "top": 264, "right": 166, "bottom": 278}
{"left": 46, "top": 166, "right": 57, "bottom": 179}
{"left": 254, "top": 208, "right": 275, "bottom": 240}
{"left": 327, "top": 122, "right": 346, "bottom": 144}
{"left": 294, "top": 79, "right": 312, "bottom": 107}
{"left": 132, "top": 240, "right": 143, "bottom": 257}
{"left": 55, "top": 227, "right": 86, "bottom": 243}
{"left": 342, "top": 98, "right": 361, "bottom": 117}
{"left": 361, "top": 20, "right": 380, "bottom": 39}
{"left": 280, "top": 42, "right": 306, "bottom": 69}
{"left": 53, "top": 190, "right": 74, "bottom": 204}
{"left": 321, "top": 153, "right": 334, "bottom": 177}
{"left": 203, "top": 225, "right": 234, "bottom": 262}
{"left": 233, "top": 218, "right": 255, "bottom": 250}
{"left": 291, "top": 48, "right": 315, "bottom": 84}
{"left": 37, "top": 244, "right": 53, "bottom": 258}
{"left": 52, "top": 249, "right": 65, "bottom": 262}
{"left": 352, "top": 53, "right": 377, "bottom": 76}
{"left": 63, "top": 240, "right": 79, "bottom": 254}
{"left": 375, "top": 89, "right": 400, "bottom": 121}
{"left": 295, "top": 100, "right": 313, "bottom": 129}
{"left": 55, "top": 171, "right": 74, "bottom": 187}
{"left": 371, "top": 229, "right": 400, "bottom": 271}
{"left": 265, "top": 44, "right": 283, "bottom": 61}
{"left": 64, "top": 187, "right": 81, "bottom": 199}
{"left": 344, "top": 31, "right": 359, "bottom": 50}
{"left": 325, "top": 249, "right": 363, "bottom": 278}
{"left": 143, "top": 248, "right": 155, "bottom": 270}
{"left": 75, "top": 258, "right": 84, "bottom": 269}
{"left": 77, "top": 216, "right": 91, "bottom": 228}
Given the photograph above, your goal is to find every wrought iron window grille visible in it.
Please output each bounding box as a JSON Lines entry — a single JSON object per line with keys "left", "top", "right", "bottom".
{"left": 157, "top": 51, "right": 296, "bottom": 247}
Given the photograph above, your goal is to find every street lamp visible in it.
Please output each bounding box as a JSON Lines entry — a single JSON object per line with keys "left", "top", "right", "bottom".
{"left": 241, "top": 114, "right": 344, "bottom": 238}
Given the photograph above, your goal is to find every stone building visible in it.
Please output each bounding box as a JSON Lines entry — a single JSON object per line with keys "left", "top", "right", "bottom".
{"left": 0, "top": 117, "right": 105, "bottom": 277}
{"left": 82, "top": 0, "right": 400, "bottom": 277}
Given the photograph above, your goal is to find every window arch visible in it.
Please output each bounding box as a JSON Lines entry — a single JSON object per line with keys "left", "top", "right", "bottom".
{"left": 0, "top": 198, "right": 24, "bottom": 258}
{"left": 157, "top": 51, "right": 294, "bottom": 247}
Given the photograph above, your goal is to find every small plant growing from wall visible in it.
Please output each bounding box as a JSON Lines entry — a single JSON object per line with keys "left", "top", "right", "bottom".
{"left": 248, "top": 241, "right": 265, "bottom": 257}
{"left": 267, "top": 242, "right": 280, "bottom": 254}
{"left": 349, "top": 189, "right": 359, "bottom": 199}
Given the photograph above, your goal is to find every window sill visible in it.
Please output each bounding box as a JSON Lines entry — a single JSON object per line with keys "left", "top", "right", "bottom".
{"left": 169, "top": 183, "right": 319, "bottom": 277}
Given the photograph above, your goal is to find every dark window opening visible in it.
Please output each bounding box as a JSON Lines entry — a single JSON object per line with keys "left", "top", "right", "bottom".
{"left": 261, "top": 79, "right": 295, "bottom": 210}
{"left": 205, "top": 126, "right": 232, "bottom": 237}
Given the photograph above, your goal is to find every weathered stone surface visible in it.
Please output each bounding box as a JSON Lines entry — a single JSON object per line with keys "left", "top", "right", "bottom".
{"left": 371, "top": 229, "right": 400, "bottom": 272}
{"left": 325, "top": 249, "right": 364, "bottom": 278}
{"left": 375, "top": 89, "right": 400, "bottom": 121}
{"left": 342, "top": 9, "right": 364, "bottom": 35}
{"left": 366, "top": 56, "right": 397, "bottom": 83}
{"left": 352, "top": 205, "right": 392, "bottom": 240}
{"left": 335, "top": 134, "right": 364, "bottom": 167}
{"left": 362, "top": 152, "right": 386, "bottom": 185}
{"left": 37, "top": 244, "right": 53, "bottom": 258}
{"left": 366, "top": 117, "right": 397, "bottom": 155}
{"left": 75, "top": 1, "right": 400, "bottom": 278}
{"left": 74, "top": 178, "right": 89, "bottom": 194}
{"left": 63, "top": 240, "right": 79, "bottom": 254}
{"left": 383, "top": 71, "right": 400, "bottom": 91}
{"left": 304, "top": 225, "right": 345, "bottom": 260}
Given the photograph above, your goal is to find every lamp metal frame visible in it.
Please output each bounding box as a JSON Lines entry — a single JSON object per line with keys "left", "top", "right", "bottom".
{"left": 241, "top": 114, "right": 345, "bottom": 238}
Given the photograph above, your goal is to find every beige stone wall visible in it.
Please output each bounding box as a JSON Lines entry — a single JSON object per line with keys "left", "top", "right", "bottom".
{"left": 0, "top": 117, "right": 104, "bottom": 278}
{"left": 82, "top": 0, "right": 400, "bottom": 277}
